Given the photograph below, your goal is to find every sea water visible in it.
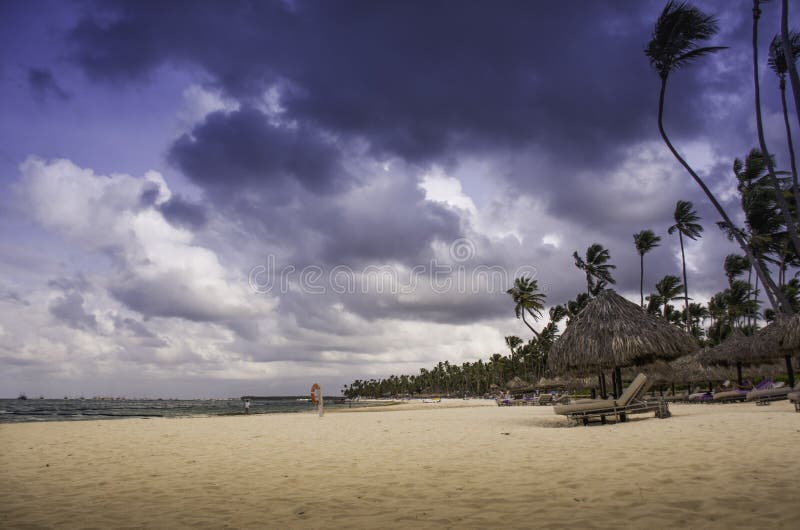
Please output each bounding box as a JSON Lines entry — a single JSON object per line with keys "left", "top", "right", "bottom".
{"left": 0, "top": 398, "right": 382, "bottom": 423}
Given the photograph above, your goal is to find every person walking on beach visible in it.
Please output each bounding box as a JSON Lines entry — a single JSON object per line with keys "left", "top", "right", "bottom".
{"left": 244, "top": 399, "right": 251, "bottom": 414}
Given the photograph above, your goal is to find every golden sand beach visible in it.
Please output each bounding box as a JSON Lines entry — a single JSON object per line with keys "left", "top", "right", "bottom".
{"left": 1, "top": 400, "right": 798, "bottom": 529}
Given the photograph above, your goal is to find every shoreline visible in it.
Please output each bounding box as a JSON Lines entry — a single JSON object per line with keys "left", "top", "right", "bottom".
{"left": 1, "top": 401, "right": 797, "bottom": 528}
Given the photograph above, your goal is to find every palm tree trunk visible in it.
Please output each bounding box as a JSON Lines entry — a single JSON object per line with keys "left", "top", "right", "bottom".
{"left": 779, "top": 79, "right": 800, "bottom": 216}
{"left": 679, "top": 231, "right": 690, "bottom": 332}
{"left": 782, "top": 0, "right": 800, "bottom": 134}
{"left": 754, "top": 271, "right": 759, "bottom": 321}
{"left": 747, "top": 264, "right": 753, "bottom": 328}
{"left": 640, "top": 253, "right": 645, "bottom": 307}
{"left": 658, "top": 77, "right": 792, "bottom": 314}
{"left": 520, "top": 311, "right": 540, "bottom": 338}
{"left": 752, "top": 1, "right": 800, "bottom": 261}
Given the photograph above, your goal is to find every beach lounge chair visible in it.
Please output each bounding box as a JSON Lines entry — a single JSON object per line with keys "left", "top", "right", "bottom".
{"left": 537, "top": 394, "right": 553, "bottom": 406}
{"left": 712, "top": 389, "right": 748, "bottom": 403}
{"left": 688, "top": 390, "right": 713, "bottom": 403}
{"left": 663, "top": 391, "right": 688, "bottom": 403}
{"left": 745, "top": 380, "right": 794, "bottom": 405}
{"left": 553, "top": 374, "right": 669, "bottom": 425}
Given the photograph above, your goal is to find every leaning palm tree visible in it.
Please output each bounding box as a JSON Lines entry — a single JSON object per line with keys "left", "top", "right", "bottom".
{"left": 572, "top": 243, "right": 616, "bottom": 296}
{"left": 668, "top": 200, "right": 703, "bottom": 331}
{"left": 634, "top": 229, "right": 662, "bottom": 307}
{"left": 751, "top": 1, "right": 800, "bottom": 260}
{"left": 506, "top": 277, "right": 545, "bottom": 338}
{"left": 768, "top": 31, "right": 800, "bottom": 215}
{"left": 645, "top": 1, "right": 791, "bottom": 314}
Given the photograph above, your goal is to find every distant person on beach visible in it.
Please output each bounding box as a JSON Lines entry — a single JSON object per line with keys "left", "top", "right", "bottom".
{"left": 244, "top": 399, "right": 251, "bottom": 414}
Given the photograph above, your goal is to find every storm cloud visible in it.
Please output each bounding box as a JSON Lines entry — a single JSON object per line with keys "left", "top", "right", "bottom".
{"left": 1, "top": 0, "right": 798, "bottom": 397}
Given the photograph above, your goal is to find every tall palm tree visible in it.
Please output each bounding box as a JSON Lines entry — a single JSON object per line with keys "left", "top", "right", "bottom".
{"left": 645, "top": 1, "right": 790, "bottom": 314}
{"left": 634, "top": 229, "right": 662, "bottom": 307}
{"left": 751, "top": 1, "right": 800, "bottom": 261}
{"left": 781, "top": 0, "right": 800, "bottom": 133}
{"left": 506, "top": 277, "right": 545, "bottom": 337}
{"left": 572, "top": 243, "right": 616, "bottom": 296}
{"left": 769, "top": 31, "right": 800, "bottom": 216}
{"left": 654, "top": 275, "right": 685, "bottom": 319}
{"left": 668, "top": 200, "right": 703, "bottom": 331}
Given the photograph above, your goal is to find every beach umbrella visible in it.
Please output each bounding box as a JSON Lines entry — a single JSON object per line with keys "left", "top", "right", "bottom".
{"left": 534, "top": 376, "right": 594, "bottom": 392}
{"left": 548, "top": 289, "right": 698, "bottom": 397}
{"left": 505, "top": 376, "right": 534, "bottom": 394}
{"left": 696, "top": 329, "right": 756, "bottom": 385}
{"left": 749, "top": 315, "right": 800, "bottom": 387}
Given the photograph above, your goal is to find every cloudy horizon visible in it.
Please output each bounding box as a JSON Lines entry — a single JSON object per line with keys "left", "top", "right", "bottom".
{"left": 1, "top": 0, "right": 798, "bottom": 398}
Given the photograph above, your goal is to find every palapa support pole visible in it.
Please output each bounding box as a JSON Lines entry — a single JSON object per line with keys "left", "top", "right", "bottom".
{"left": 610, "top": 370, "right": 617, "bottom": 399}
{"left": 786, "top": 355, "right": 795, "bottom": 388}
{"left": 736, "top": 362, "right": 743, "bottom": 387}
{"left": 599, "top": 372, "right": 608, "bottom": 399}
{"left": 614, "top": 366, "right": 623, "bottom": 398}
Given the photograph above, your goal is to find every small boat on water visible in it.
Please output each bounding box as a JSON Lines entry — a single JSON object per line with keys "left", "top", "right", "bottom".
{"left": 17, "top": 394, "right": 27, "bottom": 400}
{"left": 296, "top": 398, "right": 311, "bottom": 402}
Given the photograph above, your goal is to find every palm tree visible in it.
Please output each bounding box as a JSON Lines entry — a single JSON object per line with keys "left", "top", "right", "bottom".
{"left": 645, "top": 1, "right": 790, "bottom": 314}
{"left": 506, "top": 277, "right": 545, "bottom": 337}
{"left": 723, "top": 254, "right": 750, "bottom": 285}
{"left": 654, "top": 275, "right": 685, "bottom": 319}
{"left": 504, "top": 335, "right": 523, "bottom": 376}
{"left": 781, "top": 0, "right": 800, "bottom": 133}
{"left": 634, "top": 229, "right": 662, "bottom": 307}
{"left": 572, "top": 243, "right": 616, "bottom": 296}
{"left": 769, "top": 31, "right": 800, "bottom": 216}
{"left": 668, "top": 200, "right": 703, "bottom": 331}
{"left": 751, "top": 1, "right": 800, "bottom": 261}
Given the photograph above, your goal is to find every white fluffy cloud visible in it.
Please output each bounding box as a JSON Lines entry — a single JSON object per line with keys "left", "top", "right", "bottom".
{"left": 21, "top": 157, "right": 265, "bottom": 322}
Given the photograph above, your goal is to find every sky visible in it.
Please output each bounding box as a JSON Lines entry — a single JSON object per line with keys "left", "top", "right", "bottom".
{"left": 1, "top": 0, "right": 798, "bottom": 398}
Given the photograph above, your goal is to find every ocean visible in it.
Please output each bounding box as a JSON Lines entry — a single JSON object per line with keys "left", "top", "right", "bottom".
{"left": 0, "top": 397, "right": 382, "bottom": 423}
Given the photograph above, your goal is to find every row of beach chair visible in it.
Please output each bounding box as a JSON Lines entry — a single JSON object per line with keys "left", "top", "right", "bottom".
{"left": 552, "top": 375, "right": 799, "bottom": 425}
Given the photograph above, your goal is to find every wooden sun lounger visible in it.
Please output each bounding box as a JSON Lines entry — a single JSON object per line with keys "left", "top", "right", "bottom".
{"left": 712, "top": 389, "right": 749, "bottom": 403}
{"left": 746, "top": 386, "right": 790, "bottom": 405}
{"left": 553, "top": 374, "right": 670, "bottom": 425}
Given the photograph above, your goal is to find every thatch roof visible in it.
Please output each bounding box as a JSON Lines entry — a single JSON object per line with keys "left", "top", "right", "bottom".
{"left": 505, "top": 376, "right": 533, "bottom": 391}
{"left": 696, "top": 329, "right": 756, "bottom": 367}
{"left": 547, "top": 289, "right": 698, "bottom": 376}
{"left": 535, "top": 376, "right": 595, "bottom": 391}
{"left": 750, "top": 315, "right": 800, "bottom": 362}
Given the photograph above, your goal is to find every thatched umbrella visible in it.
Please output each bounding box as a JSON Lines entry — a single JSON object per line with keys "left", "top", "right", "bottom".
{"left": 750, "top": 315, "right": 800, "bottom": 387}
{"left": 505, "top": 376, "right": 534, "bottom": 394}
{"left": 696, "top": 329, "right": 756, "bottom": 385}
{"left": 548, "top": 289, "right": 698, "bottom": 397}
{"left": 535, "top": 376, "right": 595, "bottom": 392}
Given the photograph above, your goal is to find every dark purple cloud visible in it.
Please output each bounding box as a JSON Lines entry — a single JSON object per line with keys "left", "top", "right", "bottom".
{"left": 169, "top": 106, "right": 347, "bottom": 195}
{"left": 66, "top": 0, "right": 740, "bottom": 168}
{"left": 157, "top": 195, "right": 208, "bottom": 230}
